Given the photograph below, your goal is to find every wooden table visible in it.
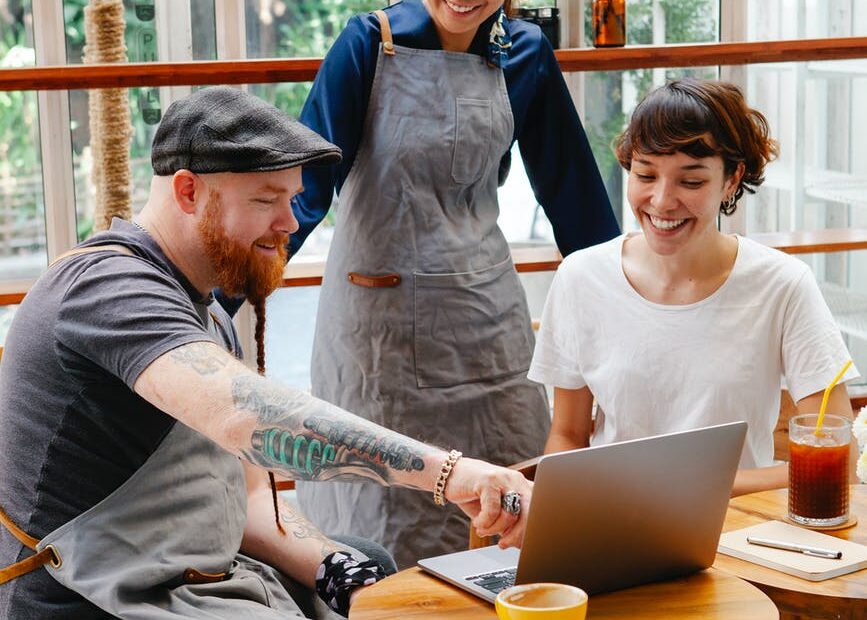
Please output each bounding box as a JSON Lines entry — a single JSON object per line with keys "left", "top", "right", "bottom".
{"left": 350, "top": 566, "right": 779, "bottom": 619}
{"left": 715, "top": 485, "right": 867, "bottom": 619}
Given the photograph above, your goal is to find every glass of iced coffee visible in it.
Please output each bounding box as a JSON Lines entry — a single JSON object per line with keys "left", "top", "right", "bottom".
{"left": 788, "top": 414, "right": 851, "bottom": 527}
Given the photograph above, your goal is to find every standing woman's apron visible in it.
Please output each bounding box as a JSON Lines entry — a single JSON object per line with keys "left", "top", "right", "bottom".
{"left": 298, "top": 11, "right": 550, "bottom": 569}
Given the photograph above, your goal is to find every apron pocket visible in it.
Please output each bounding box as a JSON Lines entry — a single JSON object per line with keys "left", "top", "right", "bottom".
{"left": 451, "top": 98, "right": 492, "bottom": 185}
{"left": 413, "top": 258, "right": 532, "bottom": 388}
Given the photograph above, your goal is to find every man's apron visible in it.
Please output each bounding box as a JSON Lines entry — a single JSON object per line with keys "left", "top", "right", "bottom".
{"left": 297, "top": 11, "right": 550, "bottom": 569}
{"left": 0, "top": 246, "right": 336, "bottom": 619}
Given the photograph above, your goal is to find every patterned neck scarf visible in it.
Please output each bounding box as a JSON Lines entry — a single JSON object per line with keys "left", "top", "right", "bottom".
{"left": 487, "top": 6, "right": 511, "bottom": 68}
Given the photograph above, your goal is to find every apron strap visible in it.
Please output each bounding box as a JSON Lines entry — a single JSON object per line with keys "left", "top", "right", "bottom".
{"left": 0, "top": 547, "right": 59, "bottom": 585}
{"left": 373, "top": 10, "right": 396, "bottom": 56}
{"left": 49, "top": 243, "right": 134, "bottom": 268}
{"left": 0, "top": 504, "right": 38, "bottom": 550}
{"left": 0, "top": 504, "right": 61, "bottom": 585}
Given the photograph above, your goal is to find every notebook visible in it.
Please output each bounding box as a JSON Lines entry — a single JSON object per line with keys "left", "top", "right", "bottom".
{"left": 718, "top": 520, "right": 867, "bottom": 581}
{"left": 419, "top": 422, "right": 747, "bottom": 601}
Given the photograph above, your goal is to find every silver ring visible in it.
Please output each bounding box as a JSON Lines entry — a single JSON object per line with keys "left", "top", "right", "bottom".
{"left": 501, "top": 491, "right": 521, "bottom": 516}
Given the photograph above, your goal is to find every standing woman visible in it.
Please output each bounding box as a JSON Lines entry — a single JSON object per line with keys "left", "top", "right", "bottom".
{"left": 294, "top": 0, "right": 619, "bottom": 568}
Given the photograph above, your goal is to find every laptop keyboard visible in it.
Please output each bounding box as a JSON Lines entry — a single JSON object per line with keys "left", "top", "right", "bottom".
{"left": 464, "top": 567, "right": 517, "bottom": 594}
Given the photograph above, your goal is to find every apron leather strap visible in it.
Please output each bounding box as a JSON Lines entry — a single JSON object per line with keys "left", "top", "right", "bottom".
{"left": 0, "top": 547, "right": 58, "bottom": 585}
{"left": 374, "top": 10, "right": 395, "bottom": 55}
{"left": 347, "top": 272, "right": 401, "bottom": 288}
{"left": 49, "top": 243, "right": 134, "bottom": 268}
{"left": 0, "top": 505, "right": 61, "bottom": 585}
{"left": 0, "top": 504, "right": 38, "bottom": 550}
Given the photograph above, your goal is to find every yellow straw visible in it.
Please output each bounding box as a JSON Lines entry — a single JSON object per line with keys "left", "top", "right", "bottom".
{"left": 815, "top": 359, "right": 853, "bottom": 435}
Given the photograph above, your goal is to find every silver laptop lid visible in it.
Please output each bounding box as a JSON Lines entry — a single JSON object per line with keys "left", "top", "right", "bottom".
{"left": 516, "top": 421, "right": 747, "bottom": 594}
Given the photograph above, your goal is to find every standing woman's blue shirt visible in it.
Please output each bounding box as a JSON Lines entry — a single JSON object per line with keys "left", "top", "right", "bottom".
{"left": 293, "top": 0, "right": 620, "bottom": 257}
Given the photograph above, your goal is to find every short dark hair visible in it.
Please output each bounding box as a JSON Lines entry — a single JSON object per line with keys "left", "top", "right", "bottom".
{"left": 614, "top": 79, "right": 779, "bottom": 215}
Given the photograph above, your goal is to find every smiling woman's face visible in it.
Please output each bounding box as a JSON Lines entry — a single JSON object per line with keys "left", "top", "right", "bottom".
{"left": 423, "top": 0, "right": 503, "bottom": 51}
{"left": 627, "top": 150, "right": 741, "bottom": 257}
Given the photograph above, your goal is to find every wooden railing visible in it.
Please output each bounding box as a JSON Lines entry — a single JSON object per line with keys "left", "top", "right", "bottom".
{"left": 0, "top": 37, "right": 866, "bottom": 92}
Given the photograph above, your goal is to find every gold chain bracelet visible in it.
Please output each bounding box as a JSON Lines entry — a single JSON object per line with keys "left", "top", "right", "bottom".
{"left": 433, "top": 450, "right": 462, "bottom": 506}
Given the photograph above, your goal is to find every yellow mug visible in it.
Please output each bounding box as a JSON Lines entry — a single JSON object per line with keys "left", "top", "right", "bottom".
{"left": 495, "top": 583, "right": 588, "bottom": 620}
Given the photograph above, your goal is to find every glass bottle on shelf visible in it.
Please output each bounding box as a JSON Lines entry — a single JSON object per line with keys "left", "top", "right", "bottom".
{"left": 592, "top": 0, "right": 626, "bottom": 48}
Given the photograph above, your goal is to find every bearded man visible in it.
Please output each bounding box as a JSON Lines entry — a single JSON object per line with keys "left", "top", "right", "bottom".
{"left": 0, "top": 87, "right": 532, "bottom": 620}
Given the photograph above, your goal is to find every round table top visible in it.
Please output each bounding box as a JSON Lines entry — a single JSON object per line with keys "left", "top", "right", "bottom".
{"left": 350, "top": 566, "right": 779, "bottom": 619}
{"left": 715, "top": 484, "right": 867, "bottom": 604}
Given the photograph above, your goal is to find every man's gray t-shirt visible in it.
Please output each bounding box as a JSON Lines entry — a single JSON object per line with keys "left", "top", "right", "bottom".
{"left": 0, "top": 219, "right": 241, "bottom": 619}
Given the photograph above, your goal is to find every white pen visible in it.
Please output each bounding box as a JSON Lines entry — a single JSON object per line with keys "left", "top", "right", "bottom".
{"left": 746, "top": 536, "right": 842, "bottom": 559}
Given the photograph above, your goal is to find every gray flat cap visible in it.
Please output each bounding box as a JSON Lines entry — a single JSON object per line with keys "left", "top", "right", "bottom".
{"left": 151, "top": 86, "right": 341, "bottom": 175}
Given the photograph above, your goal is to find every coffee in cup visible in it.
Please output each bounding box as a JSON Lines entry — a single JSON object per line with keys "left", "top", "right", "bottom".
{"left": 495, "top": 582, "right": 588, "bottom": 620}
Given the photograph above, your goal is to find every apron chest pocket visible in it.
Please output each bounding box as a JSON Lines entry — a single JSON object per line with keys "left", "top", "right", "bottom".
{"left": 451, "top": 98, "right": 492, "bottom": 185}
{"left": 413, "top": 258, "right": 532, "bottom": 388}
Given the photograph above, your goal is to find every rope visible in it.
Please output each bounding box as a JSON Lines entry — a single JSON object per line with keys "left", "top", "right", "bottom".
{"left": 84, "top": 0, "right": 133, "bottom": 232}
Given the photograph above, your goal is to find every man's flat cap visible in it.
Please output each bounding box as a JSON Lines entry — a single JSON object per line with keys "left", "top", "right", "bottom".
{"left": 151, "top": 86, "right": 341, "bottom": 175}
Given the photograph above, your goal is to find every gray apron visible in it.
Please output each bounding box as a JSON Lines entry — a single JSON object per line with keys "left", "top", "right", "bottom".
{"left": 297, "top": 12, "right": 550, "bottom": 569}
{"left": 1, "top": 250, "right": 336, "bottom": 618}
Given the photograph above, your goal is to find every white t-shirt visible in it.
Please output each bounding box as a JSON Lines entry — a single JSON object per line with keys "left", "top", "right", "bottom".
{"left": 528, "top": 234, "right": 859, "bottom": 468}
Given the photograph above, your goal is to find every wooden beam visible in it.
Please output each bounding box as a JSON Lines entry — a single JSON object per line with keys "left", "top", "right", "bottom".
{"left": 0, "top": 57, "right": 321, "bottom": 92}
{"left": 0, "top": 292, "right": 25, "bottom": 305}
{"left": 556, "top": 37, "right": 867, "bottom": 72}
{"left": 1, "top": 37, "right": 866, "bottom": 92}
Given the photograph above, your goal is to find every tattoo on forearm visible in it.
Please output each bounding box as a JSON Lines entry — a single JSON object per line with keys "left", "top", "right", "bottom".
{"left": 232, "top": 376, "right": 429, "bottom": 483}
{"left": 170, "top": 342, "right": 228, "bottom": 375}
{"left": 232, "top": 375, "right": 297, "bottom": 424}
{"left": 277, "top": 500, "right": 343, "bottom": 557}
{"left": 304, "top": 417, "right": 426, "bottom": 472}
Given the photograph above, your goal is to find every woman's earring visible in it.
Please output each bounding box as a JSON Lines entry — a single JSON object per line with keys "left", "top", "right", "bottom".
{"left": 722, "top": 194, "right": 737, "bottom": 211}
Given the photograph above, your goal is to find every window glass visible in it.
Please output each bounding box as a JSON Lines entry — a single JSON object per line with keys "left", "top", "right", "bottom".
{"left": 0, "top": 0, "right": 45, "bottom": 281}
{"left": 499, "top": 1, "right": 720, "bottom": 249}
{"left": 744, "top": 0, "right": 867, "bottom": 388}
{"left": 246, "top": 0, "right": 383, "bottom": 116}
{"left": 64, "top": 0, "right": 216, "bottom": 239}
{"left": 245, "top": 0, "right": 383, "bottom": 263}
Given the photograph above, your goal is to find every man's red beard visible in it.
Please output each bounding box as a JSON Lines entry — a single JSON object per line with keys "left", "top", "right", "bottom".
{"left": 198, "top": 191, "right": 288, "bottom": 305}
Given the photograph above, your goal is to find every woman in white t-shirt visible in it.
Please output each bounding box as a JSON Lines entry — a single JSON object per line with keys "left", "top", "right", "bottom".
{"left": 528, "top": 79, "right": 859, "bottom": 496}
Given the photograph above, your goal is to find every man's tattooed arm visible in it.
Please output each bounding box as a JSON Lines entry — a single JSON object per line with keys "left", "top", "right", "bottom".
{"left": 276, "top": 496, "right": 346, "bottom": 558}
{"left": 168, "top": 341, "right": 228, "bottom": 375}
{"left": 232, "top": 375, "right": 438, "bottom": 485}
{"left": 135, "top": 341, "right": 443, "bottom": 489}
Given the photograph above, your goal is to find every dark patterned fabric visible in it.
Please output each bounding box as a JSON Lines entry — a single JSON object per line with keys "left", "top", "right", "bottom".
{"left": 315, "top": 551, "right": 386, "bottom": 617}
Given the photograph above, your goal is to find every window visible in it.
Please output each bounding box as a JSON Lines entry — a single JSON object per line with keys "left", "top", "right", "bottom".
{"left": 0, "top": 0, "right": 44, "bottom": 281}
{"left": 743, "top": 0, "right": 867, "bottom": 388}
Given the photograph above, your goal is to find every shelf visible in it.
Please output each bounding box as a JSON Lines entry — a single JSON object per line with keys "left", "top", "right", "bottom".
{"left": 806, "top": 176, "right": 867, "bottom": 208}
{"left": 748, "top": 59, "right": 867, "bottom": 76}
{"left": 806, "top": 59, "right": 867, "bottom": 77}
{"left": 818, "top": 282, "right": 867, "bottom": 343}
{"left": 762, "top": 166, "right": 867, "bottom": 208}
{"left": 747, "top": 229, "right": 867, "bottom": 254}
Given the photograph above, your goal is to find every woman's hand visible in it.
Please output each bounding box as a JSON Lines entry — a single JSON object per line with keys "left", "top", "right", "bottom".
{"left": 443, "top": 457, "right": 534, "bottom": 549}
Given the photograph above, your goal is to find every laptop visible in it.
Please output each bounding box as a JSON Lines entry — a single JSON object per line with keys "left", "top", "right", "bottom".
{"left": 418, "top": 421, "right": 747, "bottom": 601}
